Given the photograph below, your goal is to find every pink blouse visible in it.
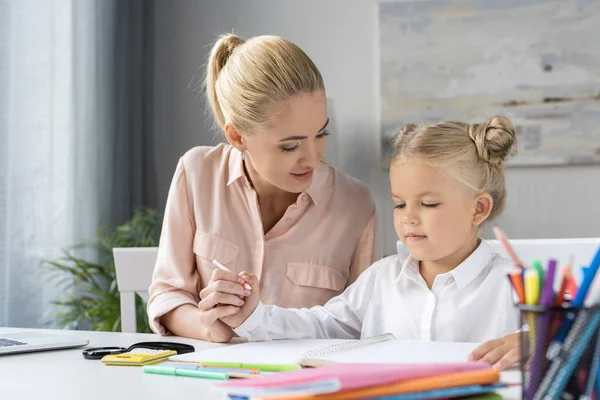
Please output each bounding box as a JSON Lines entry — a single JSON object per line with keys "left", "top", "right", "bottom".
{"left": 147, "top": 144, "right": 377, "bottom": 334}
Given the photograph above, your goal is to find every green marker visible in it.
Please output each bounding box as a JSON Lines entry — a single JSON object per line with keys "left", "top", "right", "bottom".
{"left": 467, "top": 394, "right": 503, "bottom": 400}
{"left": 198, "top": 361, "right": 301, "bottom": 372}
{"left": 143, "top": 365, "right": 229, "bottom": 380}
{"left": 531, "top": 258, "right": 545, "bottom": 291}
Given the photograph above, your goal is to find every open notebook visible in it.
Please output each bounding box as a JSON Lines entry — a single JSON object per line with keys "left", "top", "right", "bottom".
{"left": 171, "top": 333, "right": 480, "bottom": 368}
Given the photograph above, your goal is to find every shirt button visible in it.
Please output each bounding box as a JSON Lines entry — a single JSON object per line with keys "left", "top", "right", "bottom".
{"left": 300, "top": 194, "right": 307, "bottom": 202}
{"left": 285, "top": 218, "right": 293, "bottom": 224}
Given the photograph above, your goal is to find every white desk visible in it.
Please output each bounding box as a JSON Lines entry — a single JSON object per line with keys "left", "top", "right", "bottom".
{"left": 0, "top": 327, "right": 522, "bottom": 400}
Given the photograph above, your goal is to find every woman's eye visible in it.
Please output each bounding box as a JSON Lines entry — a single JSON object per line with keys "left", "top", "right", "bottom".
{"left": 316, "top": 130, "right": 330, "bottom": 139}
{"left": 394, "top": 204, "right": 405, "bottom": 209}
{"left": 422, "top": 203, "right": 440, "bottom": 208}
{"left": 280, "top": 143, "right": 300, "bottom": 153}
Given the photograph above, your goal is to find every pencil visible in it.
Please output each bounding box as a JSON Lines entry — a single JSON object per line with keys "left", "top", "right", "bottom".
{"left": 213, "top": 259, "right": 252, "bottom": 291}
{"left": 493, "top": 227, "right": 526, "bottom": 269}
{"left": 555, "top": 261, "right": 572, "bottom": 306}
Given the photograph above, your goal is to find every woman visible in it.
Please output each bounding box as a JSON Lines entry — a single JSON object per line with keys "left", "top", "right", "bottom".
{"left": 147, "top": 33, "right": 377, "bottom": 342}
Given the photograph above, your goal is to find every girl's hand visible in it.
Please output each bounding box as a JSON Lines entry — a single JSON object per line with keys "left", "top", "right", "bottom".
{"left": 220, "top": 273, "right": 261, "bottom": 328}
{"left": 467, "top": 332, "right": 520, "bottom": 371}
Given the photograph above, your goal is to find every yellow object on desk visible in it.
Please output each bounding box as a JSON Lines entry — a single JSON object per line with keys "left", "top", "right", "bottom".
{"left": 101, "top": 348, "right": 176, "bottom": 366}
{"left": 524, "top": 268, "right": 540, "bottom": 351}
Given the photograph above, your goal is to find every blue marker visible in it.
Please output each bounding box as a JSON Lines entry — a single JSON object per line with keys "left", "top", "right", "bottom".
{"left": 547, "top": 245, "right": 600, "bottom": 359}
{"left": 596, "top": 355, "right": 600, "bottom": 400}
{"left": 581, "top": 335, "right": 600, "bottom": 400}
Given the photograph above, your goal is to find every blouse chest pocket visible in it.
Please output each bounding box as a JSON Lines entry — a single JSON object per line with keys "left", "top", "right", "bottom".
{"left": 193, "top": 230, "right": 239, "bottom": 267}
{"left": 281, "top": 263, "right": 348, "bottom": 308}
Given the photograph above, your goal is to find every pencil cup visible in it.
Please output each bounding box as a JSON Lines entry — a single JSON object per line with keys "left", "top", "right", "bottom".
{"left": 517, "top": 304, "right": 600, "bottom": 400}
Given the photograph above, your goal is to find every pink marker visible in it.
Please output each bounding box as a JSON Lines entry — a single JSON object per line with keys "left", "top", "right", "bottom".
{"left": 212, "top": 260, "right": 252, "bottom": 291}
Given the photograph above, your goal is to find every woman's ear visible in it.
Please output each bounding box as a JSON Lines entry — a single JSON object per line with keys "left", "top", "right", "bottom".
{"left": 224, "top": 122, "right": 245, "bottom": 152}
{"left": 473, "top": 193, "right": 493, "bottom": 226}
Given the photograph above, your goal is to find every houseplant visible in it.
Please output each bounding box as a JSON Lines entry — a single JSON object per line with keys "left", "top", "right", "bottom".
{"left": 43, "top": 208, "right": 162, "bottom": 333}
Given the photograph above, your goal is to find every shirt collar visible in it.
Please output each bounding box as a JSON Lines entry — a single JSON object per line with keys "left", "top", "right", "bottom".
{"left": 450, "top": 239, "right": 493, "bottom": 290}
{"left": 397, "top": 255, "right": 420, "bottom": 284}
{"left": 303, "top": 164, "right": 327, "bottom": 206}
{"left": 396, "top": 239, "right": 493, "bottom": 290}
{"left": 227, "top": 147, "right": 245, "bottom": 186}
{"left": 227, "top": 147, "right": 327, "bottom": 206}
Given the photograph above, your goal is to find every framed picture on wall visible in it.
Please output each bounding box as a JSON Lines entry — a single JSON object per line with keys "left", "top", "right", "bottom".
{"left": 379, "top": 0, "right": 600, "bottom": 168}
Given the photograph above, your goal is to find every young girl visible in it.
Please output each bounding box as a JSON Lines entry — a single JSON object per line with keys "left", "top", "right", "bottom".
{"left": 211, "top": 116, "right": 521, "bottom": 370}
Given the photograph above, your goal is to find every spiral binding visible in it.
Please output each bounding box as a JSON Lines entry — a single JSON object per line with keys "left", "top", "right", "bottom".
{"left": 299, "top": 333, "right": 396, "bottom": 360}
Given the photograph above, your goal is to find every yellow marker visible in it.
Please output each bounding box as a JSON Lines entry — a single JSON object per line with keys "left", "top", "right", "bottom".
{"left": 524, "top": 269, "right": 540, "bottom": 350}
{"left": 525, "top": 269, "right": 540, "bottom": 305}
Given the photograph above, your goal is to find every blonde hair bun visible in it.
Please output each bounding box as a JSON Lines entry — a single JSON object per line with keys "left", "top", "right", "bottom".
{"left": 401, "top": 123, "right": 417, "bottom": 136}
{"left": 392, "top": 115, "right": 519, "bottom": 222}
{"left": 468, "top": 116, "right": 516, "bottom": 166}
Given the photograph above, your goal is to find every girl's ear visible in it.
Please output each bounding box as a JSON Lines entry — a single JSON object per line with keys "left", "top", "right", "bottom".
{"left": 473, "top": 193, "right": 493, "bottom": 226}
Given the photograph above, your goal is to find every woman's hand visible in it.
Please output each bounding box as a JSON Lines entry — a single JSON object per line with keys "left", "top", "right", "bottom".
{"left": 196, "top": 268, "right": 251, "bottom": 342}
{"left": 467, "top": 332, "right": 520, "bottom": 371}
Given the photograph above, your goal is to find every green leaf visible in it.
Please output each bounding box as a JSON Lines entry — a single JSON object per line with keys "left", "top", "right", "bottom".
{"left": 42, "top": 208, "right": 162, "bottom": 332}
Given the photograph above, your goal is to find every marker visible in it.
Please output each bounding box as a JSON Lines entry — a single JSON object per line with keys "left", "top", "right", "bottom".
{"left": 525, "top": 268, "right": 541, "bottom": 306}
{"left": 525, "top": 259, "right": 557, "bottom": 398}
{"left": 547, "top": 245, "right": 600, "bottom": 358}
{"left": 508, "top": 272, "right": 526, "bottom": 303}
{"left": 524, "top": 268, "right": 540, "bottom": 351}
{"left": 540, "top": 259, "right": 557, "bottom": 307}
{"left": 162, "top": 362, "right": 259, "bottom": 375}
{"left": 581, "top": 335, "right": 600, "bottom": 400}
{"left": 212, "top": 259, "right": 252, "bottom": 291}
{"left": 530, "top": 259, "right": 545, "bottom": 290}
{"left": 143, "top": 364, "right": 230, "bottom": 380}
{"left": 199, "top": 361, "right": 301, "bottom": 372}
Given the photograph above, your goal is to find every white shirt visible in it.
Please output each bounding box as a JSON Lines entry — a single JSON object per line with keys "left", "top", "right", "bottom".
{"left": 235, "top": 240, "right": 519, "bottom": 343}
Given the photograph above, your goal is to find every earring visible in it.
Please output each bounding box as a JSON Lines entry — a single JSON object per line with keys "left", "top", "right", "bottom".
{"left": 241, "top": 151, "right": 245, "bottom": 161}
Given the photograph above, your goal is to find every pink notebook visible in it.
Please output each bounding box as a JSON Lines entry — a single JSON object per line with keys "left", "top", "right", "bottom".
{"left": 218, "top": 362, "right": 491, "bottom": 397}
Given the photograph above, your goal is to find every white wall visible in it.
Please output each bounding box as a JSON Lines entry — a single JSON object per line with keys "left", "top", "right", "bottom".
{"left": 152, "top": 0, "right": 600, "bottom": 257}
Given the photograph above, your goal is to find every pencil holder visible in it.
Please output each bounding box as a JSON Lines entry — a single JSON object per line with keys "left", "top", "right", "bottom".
{"left": 517, "top": 304, "right": 600, "bottom": 400}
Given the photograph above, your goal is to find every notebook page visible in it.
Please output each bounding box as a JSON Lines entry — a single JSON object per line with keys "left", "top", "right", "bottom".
{"left": 304, "top": 339, "right": 479, "bottom": 364}
{"left": 170, "top": 339, "right": 349, "bottom": 364}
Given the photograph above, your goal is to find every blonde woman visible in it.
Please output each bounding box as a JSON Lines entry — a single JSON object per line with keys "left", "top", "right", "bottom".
{"left": 147, "top": 34, "right": 377, "bottom": 342}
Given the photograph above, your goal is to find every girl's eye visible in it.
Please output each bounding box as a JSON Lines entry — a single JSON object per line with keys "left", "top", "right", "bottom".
{"left": 280, "top": 143, "right": 300, "bottom": 153}
{"left": 394, "top": 204, "right": 405, "bottom": 209}
{"left": 422, "top": 203, "right": 440, "bottom": 208}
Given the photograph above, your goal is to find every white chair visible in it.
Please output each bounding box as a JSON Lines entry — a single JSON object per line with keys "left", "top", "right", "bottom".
{"left": 397, "top": 238, "right": 600, "bottom": 279}
{"left": 113, "top": 247, "right": 158, "bottom": 333}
